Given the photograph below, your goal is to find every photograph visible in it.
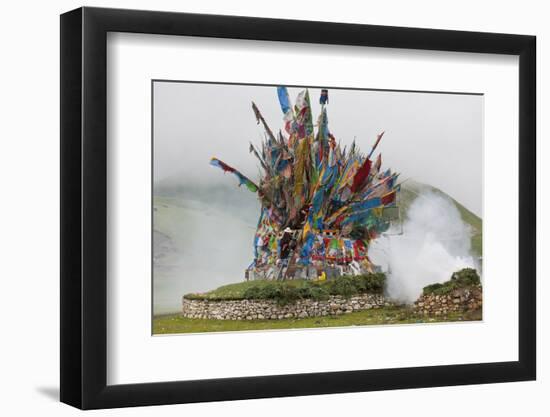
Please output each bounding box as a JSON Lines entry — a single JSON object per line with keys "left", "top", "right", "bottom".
{"left": 0, "top": 1, "right": 542, "bottom": 414}
{"left": 152, "top": 82, "right": 483, "bottom": 334}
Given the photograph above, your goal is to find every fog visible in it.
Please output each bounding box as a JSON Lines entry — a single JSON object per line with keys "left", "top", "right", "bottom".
{"left": 153, "top": 191, "right": 259, "bottom": 314}
{"left": 154, "top": 81, "right": 483, "bottom": 215}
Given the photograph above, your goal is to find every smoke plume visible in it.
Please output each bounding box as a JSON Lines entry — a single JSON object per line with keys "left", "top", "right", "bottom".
{"left": 369, "top": 191, "right": 479, "bottom": 303}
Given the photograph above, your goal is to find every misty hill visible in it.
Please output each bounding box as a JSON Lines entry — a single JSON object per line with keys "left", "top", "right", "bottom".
{"left": 155, "top": 178, "right": 261, "bottom": 224}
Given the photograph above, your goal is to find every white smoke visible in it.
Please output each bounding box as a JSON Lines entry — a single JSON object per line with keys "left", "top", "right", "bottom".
{"left": 369, "top": 191, "right": 479, "bottom": 303}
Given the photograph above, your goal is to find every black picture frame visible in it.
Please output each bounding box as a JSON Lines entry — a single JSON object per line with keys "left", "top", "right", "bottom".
{"left": 60, "top": 6, "right": 536, "bottom": 410}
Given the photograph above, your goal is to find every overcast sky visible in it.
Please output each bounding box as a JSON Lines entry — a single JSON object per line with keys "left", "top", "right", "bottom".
{"left": 153, "top": 82, "right": 483, "bottom": 216}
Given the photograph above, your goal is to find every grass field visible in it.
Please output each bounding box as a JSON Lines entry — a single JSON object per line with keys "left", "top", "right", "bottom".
{"left": 153, "top": 306, "right": 482, "bottom": 334}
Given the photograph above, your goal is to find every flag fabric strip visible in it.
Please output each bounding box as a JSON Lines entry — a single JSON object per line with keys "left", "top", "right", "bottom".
{"left": 210, "top": 157, "right": 259, "bottom": 192}
{"left": 277, "top": 86, "right": 292, "bottom": 114}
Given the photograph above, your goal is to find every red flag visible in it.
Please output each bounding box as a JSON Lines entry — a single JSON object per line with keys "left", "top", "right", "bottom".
{"left": 350, "top": 158, "right": 372, "bottom": 193}
{"left": 381, "top": 190, "right": 396, "bottom": 205}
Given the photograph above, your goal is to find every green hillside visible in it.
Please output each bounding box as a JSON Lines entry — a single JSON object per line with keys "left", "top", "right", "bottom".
{"left": 399, "top": 181, "right": 482, "bottom": 257}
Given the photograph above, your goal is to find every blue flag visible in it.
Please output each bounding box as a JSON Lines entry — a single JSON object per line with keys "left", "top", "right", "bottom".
{"left": 277, "top": 86, "right": 291, "bottom": 114}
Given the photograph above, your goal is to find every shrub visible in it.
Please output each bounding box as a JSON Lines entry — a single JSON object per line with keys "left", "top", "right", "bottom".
{"left": 308, "top": 285, "right": 330, "bottom": 301}
{"left": 326, "top": 275, "right": 358, "bottom": 297}
{"left": 422, "top": 282, "right": 444, "bottom": 294}
{"left": 242, "top": 282, "right": 301, "bottom": 305}
{"left": 360, "top": 273, "right": 386, "bottom": 293}
{"left": 451, "top": 268, "right": 481, "bottom": 287}
{"left": 423, "top": 268, "right": 481, "bottom": 295}
{"left": 257, "top": 283, "right": 282, "bottom": 299}
{"left": 242, "top": 286, "right": 262, "bottom": 300}
{"left": 278, "top": 285, "right": 303, "bottom": 305}
{"left": 321, "top": 273, "right": 386, "bottom": 298}
{"left": 243, "top": 282, "right": 281, "bottom": 300}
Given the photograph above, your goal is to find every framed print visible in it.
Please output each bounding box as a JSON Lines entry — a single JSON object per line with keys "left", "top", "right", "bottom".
{"left": 60, "top": 6, "right": 536, "bottom": 409}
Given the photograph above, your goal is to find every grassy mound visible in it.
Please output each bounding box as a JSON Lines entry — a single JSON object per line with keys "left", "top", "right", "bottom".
{"left": 184, "top": 273, "right": 386, "bottom": 305}
{"left": 422, "top": 268, "right": 481, "bottom": 296}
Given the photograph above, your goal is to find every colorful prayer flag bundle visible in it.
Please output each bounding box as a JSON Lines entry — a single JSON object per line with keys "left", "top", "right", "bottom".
{"left": 210, "top": 87, "right": 401, "bottom": 280}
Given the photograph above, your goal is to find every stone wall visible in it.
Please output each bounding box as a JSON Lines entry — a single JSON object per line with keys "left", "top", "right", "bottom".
{"left": 182, "top": 293, "right": 389, "bottom": 320}
{"left": 414, "top": 286, "right": 482, "bottom": 316}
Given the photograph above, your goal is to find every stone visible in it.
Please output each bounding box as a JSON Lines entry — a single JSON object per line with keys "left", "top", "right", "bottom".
{"left": 182, "top": 292, "right": 393, "bottom": 321}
